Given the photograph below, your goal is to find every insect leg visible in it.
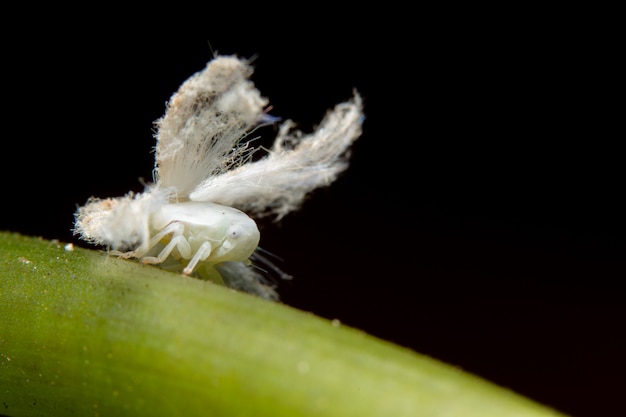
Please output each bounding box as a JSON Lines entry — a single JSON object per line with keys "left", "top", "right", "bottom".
{"left": 145, "top": 223, "right": 188, "bottom": 256}
{"left": 140, "top": 222, "right": 191, "bottom": 265}
{"left": 182, "top": 241, "right": 213, "bottom": 275}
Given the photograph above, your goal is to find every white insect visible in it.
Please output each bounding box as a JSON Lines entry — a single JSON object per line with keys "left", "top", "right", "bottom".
{"left": 74, "top": 55, "right": 363, "bottom": 300}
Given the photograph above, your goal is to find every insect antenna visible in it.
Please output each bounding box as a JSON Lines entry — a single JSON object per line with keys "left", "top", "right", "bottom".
{"left": 250, "top": 247, "right": 293, "bottom": 281}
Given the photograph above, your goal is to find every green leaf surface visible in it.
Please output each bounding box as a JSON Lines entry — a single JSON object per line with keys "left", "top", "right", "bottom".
{"left": 0, "top": 231, "right": 568, "bottom": 417}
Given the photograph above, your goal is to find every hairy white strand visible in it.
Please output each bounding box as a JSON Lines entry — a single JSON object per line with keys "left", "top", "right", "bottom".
{"left": 216, "top": 261, "right": 279, "bottom": 301}
{"left": 154, "top": 56, "right": 268, "bottom": 197}
{"left": 189, "top": 93, "right": 363, "bottom": 219}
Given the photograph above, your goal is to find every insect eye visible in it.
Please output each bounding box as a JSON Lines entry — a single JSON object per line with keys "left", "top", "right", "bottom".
{"left": 227, "top": 225, "right": 244, "bottom": 239}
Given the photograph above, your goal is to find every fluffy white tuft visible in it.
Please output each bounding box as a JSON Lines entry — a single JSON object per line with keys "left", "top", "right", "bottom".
{"left": 73, "top": 187, "right": 171, "bottom": 253}
{"left": 154, "top": 56, "right": 268, "bottom": 197}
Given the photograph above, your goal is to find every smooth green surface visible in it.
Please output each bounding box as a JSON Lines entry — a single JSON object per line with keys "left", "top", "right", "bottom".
{"left": 0, "top": 232, "right": 568, "bottom": 416}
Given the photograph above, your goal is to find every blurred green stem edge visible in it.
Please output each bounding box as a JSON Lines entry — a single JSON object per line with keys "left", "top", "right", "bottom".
{"left": 0, "top": 232, "right": 568, "bottom": 417}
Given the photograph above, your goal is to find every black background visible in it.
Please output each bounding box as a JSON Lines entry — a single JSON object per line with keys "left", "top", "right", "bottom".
{"left": 2, "top": 21, "right": 624, "bottom": 417}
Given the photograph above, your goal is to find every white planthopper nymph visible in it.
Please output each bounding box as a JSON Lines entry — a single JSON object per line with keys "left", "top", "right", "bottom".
{"left": 74, "top": 55, "right": 363, "bottom": 300}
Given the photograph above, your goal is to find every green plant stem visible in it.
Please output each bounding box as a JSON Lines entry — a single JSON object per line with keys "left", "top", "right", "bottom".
{"left": 0, "top": 232, "right": 568, "bottom": 417}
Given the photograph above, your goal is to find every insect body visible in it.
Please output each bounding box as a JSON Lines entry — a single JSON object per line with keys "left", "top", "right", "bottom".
{"left": 74, "top": 55, "right": 364, "bottom": 300}
{"left": 140, "top": 201, "right": 260, "bottom": 278}
{"left": 74, "top": 188, "right": 261, "bottom": 289}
